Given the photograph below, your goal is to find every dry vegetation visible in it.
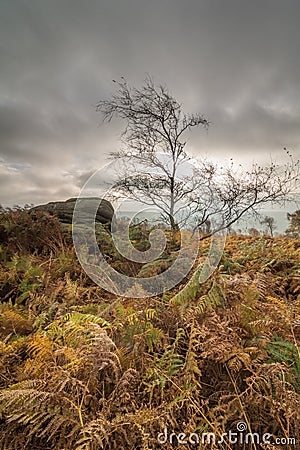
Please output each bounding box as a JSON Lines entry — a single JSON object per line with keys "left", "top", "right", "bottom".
{"left": 0, "top": 209, "right": 299, "bottom": 449}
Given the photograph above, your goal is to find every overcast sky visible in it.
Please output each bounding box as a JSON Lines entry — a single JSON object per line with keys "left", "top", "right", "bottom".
{"left": 0, "top": 0, "right": 300, "bottom": 207}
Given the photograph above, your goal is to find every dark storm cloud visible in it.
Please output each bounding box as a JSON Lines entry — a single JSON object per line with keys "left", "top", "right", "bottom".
{"left": 0, "top": 0, "right": 299, "bottom": 205}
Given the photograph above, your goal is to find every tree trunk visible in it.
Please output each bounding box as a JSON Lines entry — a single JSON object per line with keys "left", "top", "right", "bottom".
{"left": 169, "top": 175, "right": 179, "bottom": 231}
{"left": 169, "top": 214, "right": 179, "bottom": 231}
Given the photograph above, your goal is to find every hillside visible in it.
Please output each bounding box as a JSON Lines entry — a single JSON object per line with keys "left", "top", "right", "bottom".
{"left": 0, "top": 209, "right": 299, "bottom": 449}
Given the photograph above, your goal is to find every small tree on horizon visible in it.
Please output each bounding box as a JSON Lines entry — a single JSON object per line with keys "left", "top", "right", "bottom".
{"left": 286, "top": 210, "right": 300, "bottom": 237}
{"left": 260, "top": 215, "right": 276, "bottom": 237}
{"left": 249, "top": 227, "right": 260, "bottom": 237}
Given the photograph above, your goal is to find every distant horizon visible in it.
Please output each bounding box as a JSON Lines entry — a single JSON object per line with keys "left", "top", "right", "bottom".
{"left": 1, "top": 199, "right": 294, "bottom": 234}
{"left": 115, "top": 208, "right": 292, "bottom": 234}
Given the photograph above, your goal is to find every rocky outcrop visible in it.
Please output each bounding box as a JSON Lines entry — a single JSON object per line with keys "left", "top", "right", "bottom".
{"left": 31, "top": 197, "right": 114, "bottom": 226}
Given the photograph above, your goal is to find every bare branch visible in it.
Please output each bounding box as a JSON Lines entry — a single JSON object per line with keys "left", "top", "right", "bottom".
{"left": 97, "top": 78, "right": 299, "bottom": 232}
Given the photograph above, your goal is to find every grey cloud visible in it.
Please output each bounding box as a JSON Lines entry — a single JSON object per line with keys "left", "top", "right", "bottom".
{"left": 0, "top": 0, "right": 299, "bottom": 206}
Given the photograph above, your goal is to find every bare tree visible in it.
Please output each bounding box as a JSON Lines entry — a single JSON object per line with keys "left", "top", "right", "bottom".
{"left": 97, "top": 77, "right": 209, "bottom": 230}
{"left": 260, "top": 215, "right": 276, "bottom": 237}
{"left": 192, "top": 158, "right": 299, "bottom": 239}
{"left": 97, "top": 78, "right": 300, "bottom": 234}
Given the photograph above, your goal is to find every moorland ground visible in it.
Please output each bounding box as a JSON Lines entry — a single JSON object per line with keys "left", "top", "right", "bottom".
{"left": 0, "top": 209, "right": 299, "bottom": 449}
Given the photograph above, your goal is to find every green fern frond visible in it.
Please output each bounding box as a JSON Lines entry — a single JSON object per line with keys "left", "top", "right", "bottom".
{"left": 144, "top": 323, "right": 164, "bottom": 352}
{"left": 63, "top": 312, "right": 111, "bottom": 328}
{"left": 266, "top": 337, "right": 300, "bottom": 382}
{"left": 197, "top": 279, "right": 226, "bottom": 314}
{"left": 142, "top": 327, "right": 185, "bottom": 403}
{"left": 45, "top": 313, "right": 112, "bottom": 348}
{"left": 169, "top": 265, "right": 203, "bottom": 307}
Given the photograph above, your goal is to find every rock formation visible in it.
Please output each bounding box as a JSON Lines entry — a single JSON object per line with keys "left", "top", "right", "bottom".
{"left": 31, "top": 197, "right": 114, "bottom": 227}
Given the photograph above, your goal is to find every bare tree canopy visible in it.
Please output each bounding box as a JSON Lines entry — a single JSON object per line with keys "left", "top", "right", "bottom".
{"left": 97, "top": 77, "right": 208, "bottom": 230}
{"left": 97, "top": 78, "right": 300, "bottom": 235}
